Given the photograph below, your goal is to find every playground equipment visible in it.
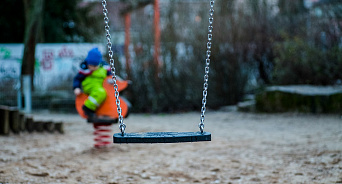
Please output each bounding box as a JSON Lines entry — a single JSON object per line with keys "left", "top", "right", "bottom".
{"left": 75, "top": 76, "right": 130, "bottom": 147}
{"left": 101, "top": 0, "right": 215, "bottom": 143}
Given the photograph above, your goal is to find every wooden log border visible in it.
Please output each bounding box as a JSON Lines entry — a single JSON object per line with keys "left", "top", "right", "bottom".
{"left": 0, "top": 106, "right": 65, "bottom": 135}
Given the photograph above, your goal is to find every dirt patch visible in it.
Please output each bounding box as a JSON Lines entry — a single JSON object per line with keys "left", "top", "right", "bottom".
{"left": 1, "top": 111, "right": 341, "bottom": 183}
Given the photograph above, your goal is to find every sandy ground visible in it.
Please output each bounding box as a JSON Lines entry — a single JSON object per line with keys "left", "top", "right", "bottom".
{"left": 0, "top": 110, "right": 341, "bottom": 184}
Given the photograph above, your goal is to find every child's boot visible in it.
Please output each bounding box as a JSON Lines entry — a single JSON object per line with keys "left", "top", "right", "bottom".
{"left": 82, "top": 105, "right": 96, "bottom": 122}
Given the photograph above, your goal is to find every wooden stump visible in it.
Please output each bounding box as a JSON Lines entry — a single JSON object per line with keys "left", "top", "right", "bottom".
{"left": 9, "top": 107, "right": 20, "bottom": 134}
{"left": 0, "top": 106, "right": 10, "bottom": 135}
{"left": 43, "top": 121, "right": 54, "bottom": 133}
{"left": 19, "top": 112, "right": 26, "bottom": 132}
{"left": 54, "top": 122, "right": 64, "bottom": 134}
{"left": 26, "top": 117, "right": 34, "bottom": 133}
{"left": 34, "top": 121, "right": 44, "bottom": 132}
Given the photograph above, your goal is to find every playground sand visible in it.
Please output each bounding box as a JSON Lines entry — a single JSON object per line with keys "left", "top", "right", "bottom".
{"left": 0, "top": 111, "right": 341, "bottom": 183}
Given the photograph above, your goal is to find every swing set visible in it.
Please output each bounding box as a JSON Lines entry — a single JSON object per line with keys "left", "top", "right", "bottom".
{"left": 77, "top": 0, "right": 215, "bottom": 144}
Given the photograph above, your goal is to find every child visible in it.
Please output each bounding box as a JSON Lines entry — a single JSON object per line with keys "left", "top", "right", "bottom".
{"left": 73, "top": 47, "right": 111, "bottom": 121}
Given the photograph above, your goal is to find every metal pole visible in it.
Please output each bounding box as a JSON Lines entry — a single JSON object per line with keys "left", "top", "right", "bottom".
{"left": 154, "top": 0, "right": 161, "bottom": 76}
{"left": 16, "top": 79, "right": 22, "bottom": 109}
{"left": 23, "top": 75, "right": 32, "bottom": 114}
{"left": 124, "top": 13, "right": 132, "bottom": 79}
{"left": 17, "top": 89, "right": 22, "bottom": 110}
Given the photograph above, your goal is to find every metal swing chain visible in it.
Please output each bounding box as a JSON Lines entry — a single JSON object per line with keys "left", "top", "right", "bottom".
{"left": 102, "top": 0, "right": 126, "bottom": 135}
{"left": 199, "top": 0, "right": 215, "bottom": 133}
{"left": 102, "top": 0, "right": 214, "bottom": 135}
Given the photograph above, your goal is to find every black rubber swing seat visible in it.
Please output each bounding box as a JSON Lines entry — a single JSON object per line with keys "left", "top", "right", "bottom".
{"left": 113, "top": 132, "right": 211, "bottom": 143}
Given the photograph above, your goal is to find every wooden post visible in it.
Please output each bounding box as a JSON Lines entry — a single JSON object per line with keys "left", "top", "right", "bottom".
{"left": 0, "top": 106, "right": 10, "bottom": 135}
{"left": 19, "top": 112, "right": 26, "bottom": 131}
{"left": 9, "top": 107, "right": 20, "bottom": 134}
{"left": 43, "top": 121, "right": 54, "bottom": 133}
{"left": 34, "top": 121, "right": 44, "bottom": 132}
{"left": 26, "top": 116, "right": 34, "bottom": 133}
{"left": 54, "top": 122, "right": 64, "bottom": 134}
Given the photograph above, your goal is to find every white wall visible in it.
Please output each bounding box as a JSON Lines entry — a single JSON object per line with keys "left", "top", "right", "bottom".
{"left": 0, "top": 43, "right": 108, "bottom": 91}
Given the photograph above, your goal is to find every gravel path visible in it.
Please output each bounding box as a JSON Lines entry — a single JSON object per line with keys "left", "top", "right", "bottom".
{"left": 0, "top": 111, "right": 341, "bottom": 184}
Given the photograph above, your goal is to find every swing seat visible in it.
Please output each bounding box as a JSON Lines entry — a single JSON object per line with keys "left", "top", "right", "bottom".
{"left": 113, "top": 132, "right": 211, "bottom": 143}
{"left": 75, "top": 76, "right": 130, "bottom": 124}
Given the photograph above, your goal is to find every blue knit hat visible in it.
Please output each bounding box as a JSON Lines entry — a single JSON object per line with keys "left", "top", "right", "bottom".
{"left": 85, "top": 48, "right": 102, "bottom": 66}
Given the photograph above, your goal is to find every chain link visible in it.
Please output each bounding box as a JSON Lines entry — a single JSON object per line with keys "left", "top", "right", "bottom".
{"left": 199, "top": 0, "right": 215, "bottom": 133}
{"left": 102, "top": 0, "right": 125, "bottom": 135}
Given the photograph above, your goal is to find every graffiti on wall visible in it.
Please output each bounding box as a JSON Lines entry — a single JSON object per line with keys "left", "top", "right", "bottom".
{"left": 0, "top": 43, "right": 106, "bottom": 91}
{"left": 0, "top": 45, "right": 22, "bottom": 80}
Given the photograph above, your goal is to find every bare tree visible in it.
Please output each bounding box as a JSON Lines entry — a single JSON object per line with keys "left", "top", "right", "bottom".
{"left": 21, "top": 0, "right": 44, "bottom": 90}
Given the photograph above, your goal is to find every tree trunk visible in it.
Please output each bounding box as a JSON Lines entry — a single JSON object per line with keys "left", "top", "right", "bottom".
{"left": 21, "top": 0, "right": 44, "bottom": 90}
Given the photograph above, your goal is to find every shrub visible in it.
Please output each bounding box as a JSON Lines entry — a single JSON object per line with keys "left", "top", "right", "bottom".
{"left": 273, "top": 37, "right": 342, "bottom": 85}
